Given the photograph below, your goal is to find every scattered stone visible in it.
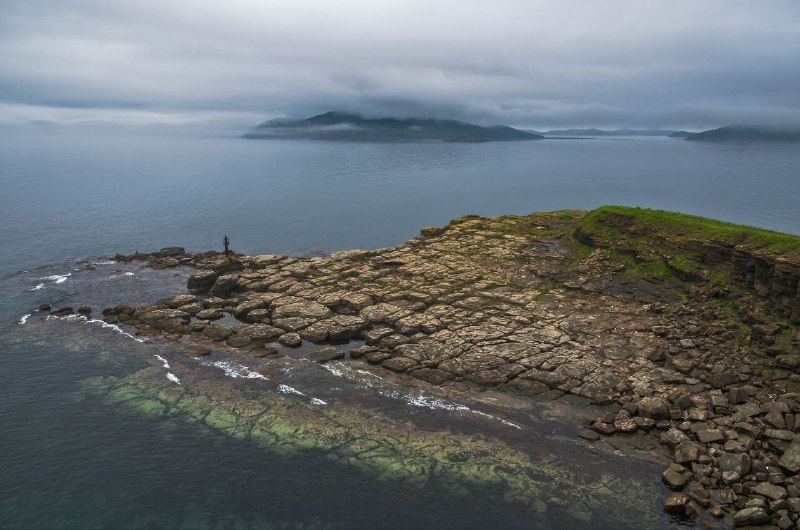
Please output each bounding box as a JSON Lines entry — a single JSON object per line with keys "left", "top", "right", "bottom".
{"left": 578, "top": 429, "right": 601, "bottom": 441}
{"left": 753, "top": 482, "right": 787, "bottom": 501}
{"left": 663, "top": 492, "right": 690, "bottom": 517}
{"left": 663, "top": 463, "right": 692, "bottom": 490}
{"left": 696, "top": 429, "right": 725, "bottom": 444}
{"left": 278, "top": 332, "right": 302, "bottom": 347}
{"left": 733, "top": 507, "right": 770, "bottom": 526}
{"left": 779, "top": 440, "right": 800, "bottom": 473}
{"left": 638, "top": 396, "right": 670, "bottom": 420}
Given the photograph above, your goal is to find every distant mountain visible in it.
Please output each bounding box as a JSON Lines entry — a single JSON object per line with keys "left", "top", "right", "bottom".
{"left": 685, "top": 125, "right": 800, "bottom": 143}
{"left": 668, "top": 131, "right": 694, "bottom": 138}
{"left": 531, "top": 128, "right": 681, "bottom": 137}
{"left": 243, "top": 111, "right": 543, "bottom": 142}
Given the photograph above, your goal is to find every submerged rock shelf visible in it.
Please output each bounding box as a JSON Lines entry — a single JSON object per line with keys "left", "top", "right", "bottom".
{"left": 48, "top": 206, "right": 800, "bottom": 528}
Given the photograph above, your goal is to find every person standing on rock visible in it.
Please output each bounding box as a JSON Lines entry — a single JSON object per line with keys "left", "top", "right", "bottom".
{"left": 223, "top": 235, "right": 230, "bottom": 256}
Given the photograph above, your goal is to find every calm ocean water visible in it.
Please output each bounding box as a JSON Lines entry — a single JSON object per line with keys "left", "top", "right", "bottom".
{"left": 1, "top": 128, "right": 798, "bottom": 529}
{"left": 1, "top": 128, "right": 798, "bottom": 277}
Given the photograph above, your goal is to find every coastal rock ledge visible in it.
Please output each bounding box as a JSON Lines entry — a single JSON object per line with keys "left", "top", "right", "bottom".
{"left": 96, "top": 206, "right": 800, "bottom": 528}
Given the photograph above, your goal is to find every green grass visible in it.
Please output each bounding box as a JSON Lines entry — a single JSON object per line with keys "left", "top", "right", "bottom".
{"left": 582, "top": 206, "right": 800, "bottom": 258}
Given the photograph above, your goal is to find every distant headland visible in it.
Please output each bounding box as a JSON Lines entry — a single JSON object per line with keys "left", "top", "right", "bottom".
{"left": 684, "top": 125, "right": 800, "bottom": 143}
{"left": 242, "top": 111, "right": 543, "bottom": 142}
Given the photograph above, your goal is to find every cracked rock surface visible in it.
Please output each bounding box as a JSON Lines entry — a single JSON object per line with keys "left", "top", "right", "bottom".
{"left": 99, "top": 209, "right": 800, "bottom": 528}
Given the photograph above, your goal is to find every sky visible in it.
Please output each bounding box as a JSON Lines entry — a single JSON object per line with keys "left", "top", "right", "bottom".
{"left": 1, "top": 0, "right": 799, "bottom": 132}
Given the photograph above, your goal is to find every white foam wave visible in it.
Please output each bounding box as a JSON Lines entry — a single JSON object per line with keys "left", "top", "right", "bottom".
{"left": 84, "top": 318, "right": 145, "bottom": 342}
{"left": 19, "top": 313, "right": 31, "bottom": 325}
{"left": 93, "top": 260, "right": 117, "bottom": 265}
{"left": 200, "top": 359, "right": 267, "bottom": 380}
{"left": 124, "top": 272, "right": 134, "bottom": 276}
{"left": 154, "top": 354, "right": 170, "bottom": 369}
{"left": 166, "top": 372, "right": 181, "bottom": 385}
{"left": 278, "top": 384, "right": 305, "bottom": 395}
{"left": 310, "top": 398, "right": 327, "bottom": 405}
{"left": 29, "top": 283, "right": 45, "bottom": 291}
{"left": 321, "top": 362, "right": 522, "bottom": 429}
{"left": 38, "top": 273, "right": 71, "bottom": 284}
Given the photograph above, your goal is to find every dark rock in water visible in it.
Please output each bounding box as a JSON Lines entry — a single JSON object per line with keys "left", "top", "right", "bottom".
{"left": 309, "top": 347, "right": 344, "bottom": 363}
{"left": 578, "top": 429, "right": 601, "bottom": 441}
{"left": 183, "top": 346, "right": 211, "bottom": 356}
{"left": 38, "top": 303, "right": 51, "bottom": 311}
{"left": 663, "top": 492, "right": 691, "bottom": 516}
{"left": 187, "top": 270, "right": 218, "bottom": 293}
{"left": 50, "top": 307, "right": 74, "bottom": 317}
{"left": 251, "top": 347, "right": 278, "bottom": 358}
{"left": 78, "top": 305, "right": 92, "bottom": 314}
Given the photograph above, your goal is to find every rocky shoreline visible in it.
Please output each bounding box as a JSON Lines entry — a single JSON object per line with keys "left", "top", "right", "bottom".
{"left": 48, "top": 207, "right": 800, "bottom": 528}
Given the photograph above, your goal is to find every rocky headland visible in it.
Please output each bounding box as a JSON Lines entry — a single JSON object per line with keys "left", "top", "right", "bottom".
{"left": 53, "top": 206, "right": 800, "bottom": 528}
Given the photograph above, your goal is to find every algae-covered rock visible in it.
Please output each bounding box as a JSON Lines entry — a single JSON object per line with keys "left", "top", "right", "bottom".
{"left": 81, "top": 364, "right": 668, "bottom": 528}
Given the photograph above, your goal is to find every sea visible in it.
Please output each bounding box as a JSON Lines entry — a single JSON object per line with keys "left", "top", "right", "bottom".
{"left": 1, "top": 127, "right": 798, "bottom": 529}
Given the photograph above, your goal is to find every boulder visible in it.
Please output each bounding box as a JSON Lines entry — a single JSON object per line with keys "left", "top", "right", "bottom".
{"left": 187, "top": 270, "right": 218, "bottom": 293}
{"left": 779, "top": 439, "right": 800, "bottom": 473}
{"left": 638, "top": 396, "right": 670, "bottom": 420}
{"left": 663, "top": 492, "right": 690, "bottom": 517}
{"left": 718, "top": 451, "right": 752, "bottom": 477}
{"left": 209, "top": 274, "right": 240, "bottom": 296}
{"left": 733, "top": 507, "right": 770, "bottom": 526}
{"left": 753, "top": 482, "right": 787, "bottom": 500}
{"left": 696, "top": 429, "right": 725, "bottom": 444}
{"left": 661, "top": 428, "right": 689, "bottom": 448}
{"left": 278, "top": 332, "right": 302, "bottom": 347}
{"left": 662, "top": 463, "right": 692, "bottom": 490}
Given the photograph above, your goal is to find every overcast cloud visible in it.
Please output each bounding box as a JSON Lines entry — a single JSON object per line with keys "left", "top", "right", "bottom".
{"left": 1, "top": 0, "right": 799, "bottom": 131}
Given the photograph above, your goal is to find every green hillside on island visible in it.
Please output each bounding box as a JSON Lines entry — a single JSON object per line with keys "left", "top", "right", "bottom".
{"left": 242, "top": 111, "right": 543, "bottom": 142}
{"left": 685, "top": 125, "right": 800, "bottom": 143}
